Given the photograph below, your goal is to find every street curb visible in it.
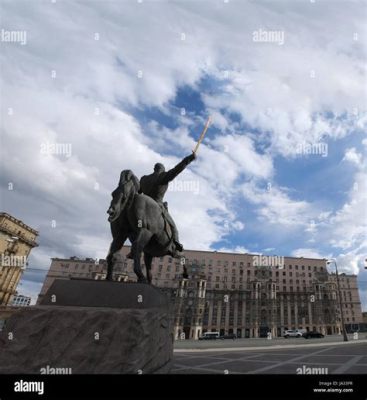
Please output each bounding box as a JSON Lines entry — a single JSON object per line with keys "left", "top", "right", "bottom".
{"left": 174, "top": 339, "right": 367, "bottom": 353}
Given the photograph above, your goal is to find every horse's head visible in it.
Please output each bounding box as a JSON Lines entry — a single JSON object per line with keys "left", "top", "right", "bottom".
{"left": 107, "top": 170, "right": 140, "bottom": 222}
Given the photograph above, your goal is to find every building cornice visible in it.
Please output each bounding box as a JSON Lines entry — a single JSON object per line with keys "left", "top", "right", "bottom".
{"left": 0, "top": 212, "right": 39, "bottom": 235}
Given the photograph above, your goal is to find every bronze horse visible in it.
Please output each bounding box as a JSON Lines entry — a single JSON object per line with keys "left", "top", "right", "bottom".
{"left": 106, "top": 170, "right": 183, "bottom": 283}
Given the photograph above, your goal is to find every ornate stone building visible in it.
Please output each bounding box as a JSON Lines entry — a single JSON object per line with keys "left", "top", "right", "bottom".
{"left": 0, "top": 212, "right": 39, "bottom": 305}
{"left": 37, "top": 246, "right": 363, "bottom": 339}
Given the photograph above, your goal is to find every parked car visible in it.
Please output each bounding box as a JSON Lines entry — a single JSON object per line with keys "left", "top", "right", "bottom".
{"left": 303, "top": 331, "right": 324, "bottom": 339}
{"left": 220, "top": 333, "right": 237, "bottom": 340}
{"left": 284, "top": 329, "right": 303, "bottom": 338}
{"left": 199, "top": 332, "right": 220, "bottom": 340}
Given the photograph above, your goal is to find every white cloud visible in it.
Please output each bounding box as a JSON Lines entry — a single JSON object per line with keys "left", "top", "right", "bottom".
{"left": 343, "top": 147, "right": 363, "bottom": 165}
{"left": 241, "top": 182, "right": 317, "bottom": 227}
{"left": 215, "top": 246, "right": 250, "bottom": 254}
{"left": 210, "top": 134, "right": 273, "bottom": 179}
{"left": 291, "top": 248, "right": 328, "bottom": 260}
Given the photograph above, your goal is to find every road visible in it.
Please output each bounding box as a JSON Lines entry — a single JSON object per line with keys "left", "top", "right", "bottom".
{"left": 172, "top": 337, "right": 367, "bottom": 374}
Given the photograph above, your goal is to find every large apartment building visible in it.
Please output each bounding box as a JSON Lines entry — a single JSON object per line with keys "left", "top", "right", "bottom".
{"left": 0, "top": 212, "right": 39, "bottom": 305}
{"left": 37, "top": 246, "right": 363, "bottom": 339}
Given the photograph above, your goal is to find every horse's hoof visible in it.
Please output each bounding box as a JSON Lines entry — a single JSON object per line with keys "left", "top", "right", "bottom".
{"left": 106, "top": 276, "right": 113, "bottom": 281}
{"left": 137, "top": 278, "right": 148, "bottom": 284}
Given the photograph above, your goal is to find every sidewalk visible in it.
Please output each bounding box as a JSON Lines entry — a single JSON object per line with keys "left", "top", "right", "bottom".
{"left": 174, "top": 334, "right": 367, "bottom": 352}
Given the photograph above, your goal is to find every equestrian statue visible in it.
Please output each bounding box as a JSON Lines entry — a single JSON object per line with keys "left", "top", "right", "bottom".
{"left": 106, "top": 117, "right": 211, "bottom": 283}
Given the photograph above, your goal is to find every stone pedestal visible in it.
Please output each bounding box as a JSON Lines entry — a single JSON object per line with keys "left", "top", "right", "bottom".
{"left": 0, "top": 280, "right": 173, "bottom": 374}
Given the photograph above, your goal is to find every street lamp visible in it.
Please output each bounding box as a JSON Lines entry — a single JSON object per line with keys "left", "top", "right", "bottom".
{"left": 326, "top": 259, "right": 348, "bottom": 342}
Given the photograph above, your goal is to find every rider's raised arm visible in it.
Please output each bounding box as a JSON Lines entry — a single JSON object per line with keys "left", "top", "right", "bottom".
{"left": 160, "top": 153, "right": 196, "bottom": 184}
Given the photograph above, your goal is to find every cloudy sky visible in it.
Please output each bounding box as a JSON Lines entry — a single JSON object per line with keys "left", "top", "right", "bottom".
{"left": 1, "top": 0, "right": 366, "bottom": 308}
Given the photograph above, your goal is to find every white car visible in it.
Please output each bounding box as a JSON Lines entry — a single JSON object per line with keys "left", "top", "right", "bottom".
{"left": 284, "top": 329, "right": 303, "bottom": 338}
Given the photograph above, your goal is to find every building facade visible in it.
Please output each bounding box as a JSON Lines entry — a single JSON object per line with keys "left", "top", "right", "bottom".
{"left": 12, "top": 293, "right": 32, "bottom": 307}
{"left": 0, "top": 212, "right": 39, "bottom": 305}
{"left": 37, "top": 247, "right": 363, "bottom": 339}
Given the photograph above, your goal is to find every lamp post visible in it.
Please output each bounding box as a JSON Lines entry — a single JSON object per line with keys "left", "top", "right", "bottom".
{"left": 326, "top": 259, "right": 348, "bottom": 342}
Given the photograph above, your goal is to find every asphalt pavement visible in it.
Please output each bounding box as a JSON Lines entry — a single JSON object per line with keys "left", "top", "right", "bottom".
{"left": 172, "top": 335, "right": 367, "bottom": 374}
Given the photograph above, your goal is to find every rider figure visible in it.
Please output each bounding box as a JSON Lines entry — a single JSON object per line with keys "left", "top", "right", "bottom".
{"left": 139, "top": 152, "right": 196, "bottom": 257}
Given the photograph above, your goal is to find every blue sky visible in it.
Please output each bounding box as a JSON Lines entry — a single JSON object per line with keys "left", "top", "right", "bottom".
{"left": 0, "top": 0, "right": 366, "bottom": 309}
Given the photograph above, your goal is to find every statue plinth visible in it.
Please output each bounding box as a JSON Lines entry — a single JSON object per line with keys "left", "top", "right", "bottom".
{"left": 0, "top": 280, "right": 173, "bottom": 374}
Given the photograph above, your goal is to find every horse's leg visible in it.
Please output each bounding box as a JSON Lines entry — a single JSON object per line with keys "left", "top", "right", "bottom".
{"left": 106, "top": 233, "right": 126, "bottom": 281}
{"left": 132, "top": 229, "right": 153, "bottom": 283}
{"left": 144, "top": 253, "right": 153, "bottom": 284}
